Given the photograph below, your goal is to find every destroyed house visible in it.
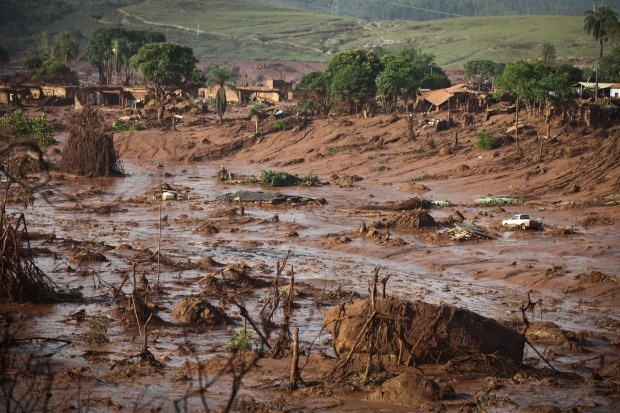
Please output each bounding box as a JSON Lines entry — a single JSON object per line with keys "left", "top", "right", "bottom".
{"left": 0, "top": 86, "right": 28, "bottom": 105}
{"left": 417, "top": 84, "right": 472, "bottom": 112}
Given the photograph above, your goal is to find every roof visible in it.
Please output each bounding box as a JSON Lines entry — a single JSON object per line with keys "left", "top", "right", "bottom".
{"left": 445, "top": 83, "right": 468, "bottom": 93}
{"left": 577, "top": 82, "right": 615, "bottom": 89}
{"left": 420, "top": 89, "right": 453, "bottom": 106}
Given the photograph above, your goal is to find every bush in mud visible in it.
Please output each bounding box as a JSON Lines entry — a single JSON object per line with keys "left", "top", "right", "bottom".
{"left": 474, "top": 132, "right": 498, "bottom": 150}
{"left": 112, "top": 121, "right": 141, "bottom": 132}
{"left": 81, "top": 313, "right": 110, "bottom": 343}
{"left": 272, "top": 120, "right": 291, "bottom": 130}
{"left": 261, "top": 170, "right": 320, "bottom": 186}
{"left": 228, "top": 329, "right": 253, "bottom": 350}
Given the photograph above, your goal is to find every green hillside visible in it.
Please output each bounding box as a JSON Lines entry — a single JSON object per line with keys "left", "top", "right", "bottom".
{"left": 1, "top": 0, "right": 600, "bottom": 66}
{"left": 119, "top": 0, "right": 598, "bottom": 66}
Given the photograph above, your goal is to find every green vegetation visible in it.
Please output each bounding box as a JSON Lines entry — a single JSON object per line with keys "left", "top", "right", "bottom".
{"left": 228, "top": 329, "right": 253, "bottom": 350}
{"left": 464, "top": 60, "right": 502, "bottom": 90}
{"left": 475, "top": 196, "right": 520, "bottom": 205}
{"left": 112, "top": 121, "right": 141, "bottom": 131}
{"left": 474, "top": 132, "right": 498, "bottom": 150}
{"left": 87, "top": 28, "right": 166, "bottom": 85}
{"left": 431, "top": 200, "right": 451, "bottom": 207}
{"left": 408, "top": 173, "right": 430, "bottom": 181}
{"left": 129, "top": 42, "right": 200, "bottom": 120}
{"left": 328, "top": 147, "right": 345, "bottom": 153}
{"left": 260, "top": 170, "right": 320, "bottom": 186}
{"left": 272, "top": 120, "right": 292, "bottom": 130}
{"left": 81, "top": 313, "right": 111, "bottom": 344}
{"left": 0, "top": 109, "right": 55, "bottom": 147}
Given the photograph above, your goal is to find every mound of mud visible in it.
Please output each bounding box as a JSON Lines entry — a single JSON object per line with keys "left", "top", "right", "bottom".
{"left": 366, "top": 373, "right": 442, "bottom": 407}
{"left": 527, "top": 322, "right": 588, "bottom": 352}
{"left": 389, "top": 209, "right": 437, "bottom": 229}
{"left": 68, "top": 251, "right": 108, "bottom": 263}
{"left": 171, "top": 298, "right": 233, "bottom": 325}
{"left": 324, "top": 298, "right": 524, "bottom": 364}
{"left": 359, "top": 197, "right": 432, "bottom": 211}
{"left": 575, "top": 271, "right": 617, "bottom": 284}
{"left": 196, "top": 256, "right": 225, "bottom": 268}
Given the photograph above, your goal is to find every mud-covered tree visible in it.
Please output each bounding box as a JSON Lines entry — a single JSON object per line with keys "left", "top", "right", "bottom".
{"left": 464, "top": 59, "right": 497, "bottom": 91}
{"left": 584, "top": 5, "right": 619, "bottom": 59}
{"left": 326, "top": 49, "right": 383, "bottom": 114}
{"left": 130, "top": 42, "right": 200, "bottom": 121}
{"left": 494, "top": 60, "right": 539, "bottom": 148}
{"left": 52, "top": 32, "right": 79, "bottom": 67}
{"left": 294, "top": 71, "right": 333, "bottom": 115}
{"left": 205, "top": 65, "right": 239, "bottom": 123}
{"left": 376, "top": 54, "right": 420, "bottom": 112}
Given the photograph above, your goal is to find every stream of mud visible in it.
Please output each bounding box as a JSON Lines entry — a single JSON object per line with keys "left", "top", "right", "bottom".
{"left": 3, "top": 159, "right": 619, "bottom": 412}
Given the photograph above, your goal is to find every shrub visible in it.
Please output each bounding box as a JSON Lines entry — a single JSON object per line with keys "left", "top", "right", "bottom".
{"left": 272, "top": 120, "right": 291, "bottom": 130}
{"left": 329, "top": 147, "right": 345, "bottom": 153}
{"left": 474, "top": 132, "right": 498, "bottom": 150}
{"left": 0, "top": 109, "right": 55, "bottom": 147}
{"left": 113, "top": 122, "right": 141, "bottom": 132}
{"left": 81, "top": 313, "right": 110, "bottom": 343}
{"left": 408, "top": 173, "right": 429, "bottom": 182}
{"left": 228, "top": 329, "right": 253, "bottom": 350}
{"left": 298, "top": 173, "right": 321, "bottom": 185}
{"left": 248, "top": 101, "right": 268, "bottom": 117}
{"left": 242, "top": 176, "right": 258, "bottom": 184}
{"left": 260, "top": 170, "right": 320, "bottom": 187}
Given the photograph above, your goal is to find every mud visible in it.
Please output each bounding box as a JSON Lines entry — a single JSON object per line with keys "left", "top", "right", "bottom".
{"left": 0, "top": 105, "right": 619, "bottom": 412}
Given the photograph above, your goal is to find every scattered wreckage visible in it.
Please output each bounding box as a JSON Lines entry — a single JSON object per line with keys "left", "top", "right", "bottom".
{"left": 217, "top": 190, "right": 326, "bottom": 206}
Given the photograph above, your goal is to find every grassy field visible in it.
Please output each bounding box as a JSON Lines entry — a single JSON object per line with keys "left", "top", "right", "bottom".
{"left": 118, "top": 0, "right": 598, "bottom": 66}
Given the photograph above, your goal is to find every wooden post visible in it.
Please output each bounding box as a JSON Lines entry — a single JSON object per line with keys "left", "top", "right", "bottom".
{"left": 370, "top": 267, "right": 379, "bottom": 311}
{"left": 289, "top": 328, "right": 300, "bottom": 390}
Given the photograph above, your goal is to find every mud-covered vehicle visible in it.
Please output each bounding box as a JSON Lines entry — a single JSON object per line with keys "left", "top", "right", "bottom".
{"left": 502, "top": 214, "right": 542, "bottom": 230}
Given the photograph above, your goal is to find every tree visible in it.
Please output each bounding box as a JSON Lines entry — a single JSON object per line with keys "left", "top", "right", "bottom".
{"left": 376, "top": 54, "right": 420, "bottom": 112}
{"left": 541, "top": 42, "right": 556, "bottom": 63}
{"left": 600, "top": 47, "right": 620, "bottom": 81}
{"left": 23, "top": 48, "right": 46, "bottom": 73}
{"left": 32, "top": 60, "right": 79, "bottom": 85}
{"left": 325, "top": 49, "right": 383, "bottom": 114}
{"left": 87, "top": 28, "right": 166, "bottom": 85}
{"left": 0, "top": 46, "right": 9, "bottom": 76}
{"left": 494, "top": 60, "right": 539, "bottom": 148}
{"left": 111, "top": 38, "right": 130, "bottom": 85}
{"left": 52, "top": 32, "right": 79, "bottom": 66}
{"left": 419, "top": 73, "right": 451, "bottom": 90}
{"left": 130, "top": 42, "right": 199, "bottom": 121}
{"left": 294, "top": 71, "right": 333, "bottom": 115}
{"left": 205, "top": 65, "right": 239, "bottom": 123}
{"left": 464, "top": 60, "right": 497, "bottom": 91}
{"left": 584, "top": 5, "right": 619, "bottom": 59}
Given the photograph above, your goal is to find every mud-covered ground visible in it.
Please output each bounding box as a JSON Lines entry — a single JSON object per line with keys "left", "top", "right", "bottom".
{"left": 1, "top": 102, "right": 619, "bottom": 412}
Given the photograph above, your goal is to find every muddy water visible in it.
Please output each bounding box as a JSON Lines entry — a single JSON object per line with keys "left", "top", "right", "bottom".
{"left": 4, "top": 160, "right": 620, "bottom": 411}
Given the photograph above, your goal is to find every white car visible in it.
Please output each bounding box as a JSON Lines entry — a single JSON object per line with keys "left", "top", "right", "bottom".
{"left": 502, "top": 214, "right": 542, "bottom": 230}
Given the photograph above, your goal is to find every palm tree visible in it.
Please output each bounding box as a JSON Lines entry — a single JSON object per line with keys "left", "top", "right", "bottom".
{"left": 205, "top": 65, "right": 239, "bottom": 123}
{"left": 53, "top": 32, "right": 80, "bottom": 66}
{"left": 23, "top": 47, "right": 46, "bottom": 72}
{"left": 110, "top": 38, "right": 129, "bottom": 85}
{"left": 584, "top": 5, "right": 619, "bottom": 59}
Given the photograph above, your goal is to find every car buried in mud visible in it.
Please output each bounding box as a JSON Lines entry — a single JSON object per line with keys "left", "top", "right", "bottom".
{"left": 502, "top": 214, "right": 543, "bottom": 230}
